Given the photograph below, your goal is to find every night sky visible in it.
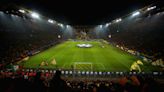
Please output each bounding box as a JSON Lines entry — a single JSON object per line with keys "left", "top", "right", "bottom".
{"left": 0, "top": 0, "right": 161, "bottom": 25}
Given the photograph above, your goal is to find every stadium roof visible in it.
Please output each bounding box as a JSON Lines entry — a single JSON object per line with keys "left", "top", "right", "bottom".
{"left": 0, "top": 0, "right": 163, "bottom": 25}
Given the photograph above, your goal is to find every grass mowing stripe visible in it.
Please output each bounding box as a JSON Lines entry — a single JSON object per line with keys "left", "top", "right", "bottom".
{"left": 20, "top": 40, "right": 158, "bottom": 72}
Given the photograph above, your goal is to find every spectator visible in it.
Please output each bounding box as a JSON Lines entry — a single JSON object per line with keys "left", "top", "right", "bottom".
{"left": 31, "top": 72, "right": 47, "bottom": 92}
{"left": 48, "top": 70, "right": 68, "bottom": 92}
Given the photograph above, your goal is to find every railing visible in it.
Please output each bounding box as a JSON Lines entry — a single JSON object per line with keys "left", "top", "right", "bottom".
{"left": 3, "top": 68, "right": 162, "bottom": 78}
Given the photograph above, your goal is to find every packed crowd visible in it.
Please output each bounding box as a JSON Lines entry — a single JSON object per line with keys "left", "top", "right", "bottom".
{"left": 0, "top": 6, "right": 164, "bottom": 92}
{"left": 108, "top": 10, "right": 164, "bottom": 61}
{"left": 0, "top": 12, "right": 62, "bottom": 67}
{"left": 0, "top": 70, "right": 163, "bottom": 92}
{"left": 0, "top": 9, "right": 164, "bottom": 66}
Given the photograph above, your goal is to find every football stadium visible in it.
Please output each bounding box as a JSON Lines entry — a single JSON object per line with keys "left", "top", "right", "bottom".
{"left": 0, "top": 0, "right": 164, "bottom": 92}
{"left": 18, "top": 40, "right": 158, "bottom": 72}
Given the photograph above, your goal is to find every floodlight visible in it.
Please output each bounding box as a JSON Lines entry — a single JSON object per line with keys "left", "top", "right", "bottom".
{"left": 48, "top": 19, "right": 54, "bottom": 23}
{"left": 19, "top": 9, "right": 25, "bottom": 13}
{"left": 105, "top": 23, "right": 111, "bottom": 27}
{"left": 58, "top": 23, "right": 64, "bottom": 28}
{"left": 115, "top": 18, "right": 122, "bottom": 23}
{"left": 132, "top": 11, "right": 140, "bottom": 17}
{"left": 147, "top": 6, "right": 156, "bottom": 11}
{"left": 31, "top": 12, "right": 40, "bottom": 19}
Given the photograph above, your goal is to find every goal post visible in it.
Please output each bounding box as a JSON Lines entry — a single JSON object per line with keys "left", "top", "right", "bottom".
{"left": 74, "top": 62, "right": 93, "bottom": 71}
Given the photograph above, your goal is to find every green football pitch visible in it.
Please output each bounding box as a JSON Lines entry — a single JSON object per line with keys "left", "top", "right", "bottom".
{"left": 18, "top": 40, "right": 158, "bottom": 72}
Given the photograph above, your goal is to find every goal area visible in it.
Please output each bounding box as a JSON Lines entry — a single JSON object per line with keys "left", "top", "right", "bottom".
{"left": 74, "top": 62, "right": 93, "bottom": 71}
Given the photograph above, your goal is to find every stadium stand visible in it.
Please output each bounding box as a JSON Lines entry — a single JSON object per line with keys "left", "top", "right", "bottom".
{"left": 0, "top": 2, "right": 164, "bottom": 92}
{"left": 0, "top": 70, "right": 163, "bottom": 92}
{"left": 0, "top": 10, "right": 63, "bottom": 67}
{"left": 105, "top": 4, "right": 164, "bottom": 62}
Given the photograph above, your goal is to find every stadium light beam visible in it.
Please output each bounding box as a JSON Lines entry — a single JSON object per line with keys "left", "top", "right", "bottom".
{"left": 147, "top": 6, "right": 156, "bottom": 11}
{"left": 105, "top": 23, "right": 111, "bottom": 27}
{"left": 132, "top": 11, "right": 140, "bottom": 17}
{"left": 48, "top": 19, "right": 54, "bottom": 24}
{"left": 0, "top": 11, "right": 3, "bottom": 14}
{"left": 31, "top": 12, "right": 40, "bottom": 19}
{"left": 19, "top": 9, "right": 25, "bottom": 13}
{"left": 58, "top": 23, "right": 64, "bottom": 28}
{"left": 115, "top": 18, "right": 122, "bottom": 23}
{"left": 99, "top": 25, "right": 103, "bottom": 28}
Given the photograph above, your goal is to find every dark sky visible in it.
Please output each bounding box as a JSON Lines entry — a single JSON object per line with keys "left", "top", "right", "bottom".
{"left": 0, "top": 0, "right": 161, "bottom": 25}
